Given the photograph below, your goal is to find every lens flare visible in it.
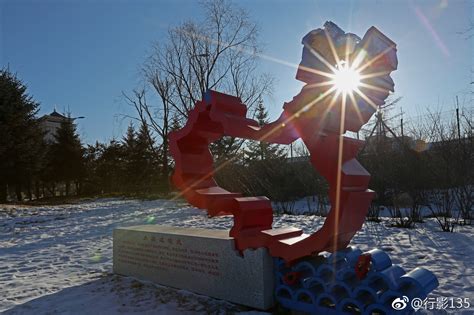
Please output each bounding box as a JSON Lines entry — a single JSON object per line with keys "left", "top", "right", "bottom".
{"left": 145, "top": 216, "right": 156, "bottom": 224}
{"left": 331, "top": 61, "right": 361, "bottom": 94}
{"left": 90, "top": 251, "right": 102, "bottom": 263}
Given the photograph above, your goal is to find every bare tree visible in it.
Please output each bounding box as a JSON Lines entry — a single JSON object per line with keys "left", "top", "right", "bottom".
{"left": 142, "top": 0, "right": 273, "bottom": 164}
{"left": 413, "top": 110, "right": 473, "bottom": 230}
{"left": 123, "top": 88, "right": 171, "bottom": 189}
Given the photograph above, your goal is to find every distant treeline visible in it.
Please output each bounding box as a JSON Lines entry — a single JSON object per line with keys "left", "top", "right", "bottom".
{"left": 0, "top": 68, "right": 166, "bottom": 201}
{"left": 1, "top": 68, "right": 472, "bottom": 229}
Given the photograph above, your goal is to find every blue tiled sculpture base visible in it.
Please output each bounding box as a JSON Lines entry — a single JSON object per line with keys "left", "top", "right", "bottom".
{"left": 274, "top": 247, "right": 438, "bottom": 315}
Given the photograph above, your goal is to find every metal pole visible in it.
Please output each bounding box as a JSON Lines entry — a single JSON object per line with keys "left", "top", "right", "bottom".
{"left": 400, "top": 118, "right": 404, "bottom": 137}
{"left": 456, "top": 96, "right": 461, "bottom": 140}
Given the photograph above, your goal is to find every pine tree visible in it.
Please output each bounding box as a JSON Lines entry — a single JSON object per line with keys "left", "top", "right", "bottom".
{"left": 136, "top": 123, "right": 158, "bottom": 192}
{"left": 122, "top": 123, "right": 139, "bottom": 192}
{"left": 169, "top": 114, "right": 181, "bottom": 132}
{"left": 82, "top": 142, "right": 102, "bottom": 195}
{"left": 245, "top": 100, "right": 287, "bottom": 162}
{"left": 47, "top": 115, "right": 85, "bottom": 196}
{"left": 94, "top": 140, "right": 124, "bottom": 194}
{"left": 0, "top": 68, "right": 45, "bottom": 201}
{"left": 122, "top": 123, "right": 137, "bottom": 152}
{"left": 162, "top": 114, "right": 182, "bottom": 188}
{"left": 210, "top": 136, "right": 244, "bottom": 164}
{"left": 121, "top": 123, "right": 158, "bottom": 193}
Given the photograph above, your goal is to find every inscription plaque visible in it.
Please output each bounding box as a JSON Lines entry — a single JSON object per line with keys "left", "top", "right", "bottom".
{"left": 113, "top": 225, "right": 274, "bottom": 309}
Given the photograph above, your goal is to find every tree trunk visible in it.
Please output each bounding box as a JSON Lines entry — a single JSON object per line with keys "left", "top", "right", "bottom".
{"left": 27, "top": 181, "right": 32, "bottom": 201}
{"left": 0, "top": 182, "right": 7, "bottom": 203}
{"left": 65, "top": 181, "right": 70, "bottom": 196}
{"left": 35, "top": 181, "right": 40, "bottom": 200}
{"left": 15, "top": 184, "right": 22, "bottom": 202}
{"left": 162, "top": 138, "right": 170, "bottom": 191}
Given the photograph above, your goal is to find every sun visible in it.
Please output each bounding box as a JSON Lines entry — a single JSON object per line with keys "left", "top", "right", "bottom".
{"left": 331, "top": 61, "right": 361, "bottom": 95}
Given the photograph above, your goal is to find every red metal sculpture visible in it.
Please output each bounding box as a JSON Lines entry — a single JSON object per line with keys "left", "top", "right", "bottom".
{"left": 169, "top": 22, "right": 397, "bottom": 262}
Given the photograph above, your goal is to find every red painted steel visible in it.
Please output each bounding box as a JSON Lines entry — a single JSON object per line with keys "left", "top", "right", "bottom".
{"left": 169, "top": 23, "right": 397, "bottom": 262}
{"left": 355, "top": 253, "right": 372, "bottom": 280}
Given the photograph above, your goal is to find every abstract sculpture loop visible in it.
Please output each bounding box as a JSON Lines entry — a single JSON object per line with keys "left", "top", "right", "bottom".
{"left": 169, "top": 21, "right": 398, "bottom": 262}
{"left": 169, "top": 22, "right": 439, "bottom": 314}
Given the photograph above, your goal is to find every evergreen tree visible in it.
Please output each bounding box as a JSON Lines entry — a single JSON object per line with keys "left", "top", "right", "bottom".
{"left": 47, "top": 115, "right": 85, "bottom": 196}
{"left": 122, "top": 123, "right": 140, "bottom": 192}
{"left": 0, "top": 68, "right": 45, "bottom": 201}
{"left": 210, "top": 136, "right": 244, "bottom": 164}
{"left": 169, "top": 114, "right": 181, "bottom": 132}
{"left": 163, "top": 114, "right": 183, "bottom": 185}
{"left": 90, "top": 140, "right": 125, "bottom": 194}
{"left": 122, "top": 123, "right": 137, "bottom": 151}
{"left": 136, "top": 123, "right": 158, "bottom": 192}
{"left": 121, "top": 123, "right": 158, "bottom": 193}
{"left": 245, "top": 100, "right": 287, "bottom": 162}
{"left": 83, "top": 141, "right": 122, "bottom": 195}
{"left": 82, "top": 142, "right": 102, "bottom": 195}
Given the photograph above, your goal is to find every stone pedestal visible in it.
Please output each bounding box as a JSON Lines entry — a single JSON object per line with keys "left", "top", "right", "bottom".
{"left": 113, "top": 225, "right": 275, "bottom": 309}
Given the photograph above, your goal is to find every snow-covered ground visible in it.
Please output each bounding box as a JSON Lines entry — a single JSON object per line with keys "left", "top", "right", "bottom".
{"left": 0, "top": 198, "right": 473, "bottom": 314}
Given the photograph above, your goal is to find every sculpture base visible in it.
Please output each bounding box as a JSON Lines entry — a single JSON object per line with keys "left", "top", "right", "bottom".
{"left": 113, "top": 225, "right": 275, "bottom": 310}
{"left": 274, "top": 247, "right": 438, "bottom": 315}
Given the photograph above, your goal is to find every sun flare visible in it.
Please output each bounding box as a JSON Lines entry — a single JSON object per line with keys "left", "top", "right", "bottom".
{"left": 331, "top": 61, "right": 361, "bottom": 95}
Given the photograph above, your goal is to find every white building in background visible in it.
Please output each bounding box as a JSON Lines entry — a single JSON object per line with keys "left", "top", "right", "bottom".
{"left": 39, "top": 110, "right": 75, "bottom": 143}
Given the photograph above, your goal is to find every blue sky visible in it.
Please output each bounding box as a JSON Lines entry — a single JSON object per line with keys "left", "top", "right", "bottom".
{"left": 1, "top": 0, "right": 472, "bottom": 144}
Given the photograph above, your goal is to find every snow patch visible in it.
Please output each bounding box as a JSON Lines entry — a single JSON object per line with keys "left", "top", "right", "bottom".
{"left": 1, "top": 198, "right": 473, "bottom": 313}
